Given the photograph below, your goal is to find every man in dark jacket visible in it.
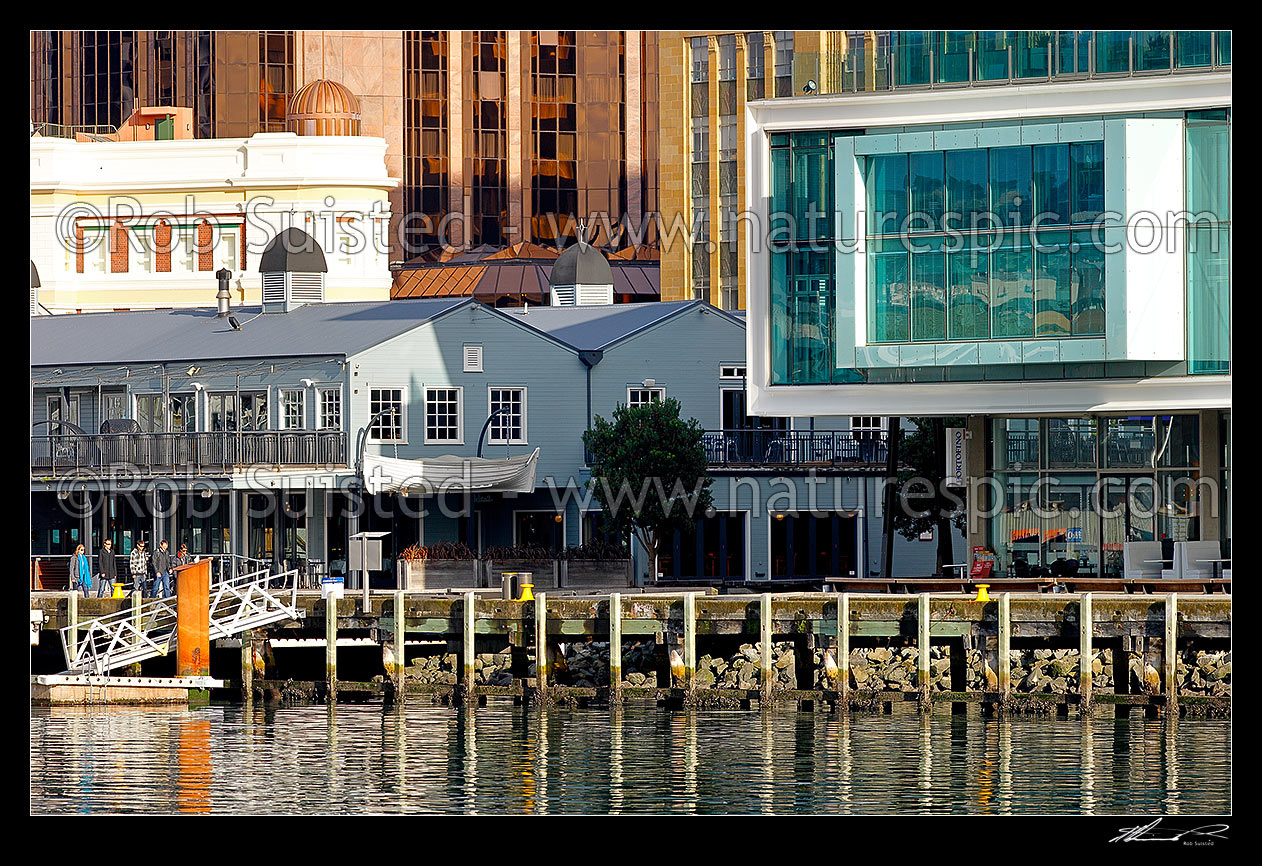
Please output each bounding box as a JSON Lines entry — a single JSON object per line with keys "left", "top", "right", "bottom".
{"left": 97, "top": 539, "right": 117, "bottom": 598}
{"left": 151, "top": 540, "right": 173, "bottom": 599}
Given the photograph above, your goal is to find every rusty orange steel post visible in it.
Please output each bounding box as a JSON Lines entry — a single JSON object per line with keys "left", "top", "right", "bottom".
{"left": 175, "top": 559, "right": 211, "bottom": 677}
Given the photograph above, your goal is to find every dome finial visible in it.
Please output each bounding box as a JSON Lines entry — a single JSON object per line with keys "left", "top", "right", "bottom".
{"left": 287, "top": 79, "right": 362, "bottom": 136}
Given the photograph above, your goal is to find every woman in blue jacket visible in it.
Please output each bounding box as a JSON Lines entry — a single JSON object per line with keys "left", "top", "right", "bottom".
{"left": 69, "top": 544, "right": 92, "bottom": 598}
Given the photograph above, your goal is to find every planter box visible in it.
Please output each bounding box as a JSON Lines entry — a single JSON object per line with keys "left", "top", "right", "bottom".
{"left": 561, "top": 559, "right": 633, "bottom": 589}
{"left": 399, "top": 559, "right": 480, "bottom": 591}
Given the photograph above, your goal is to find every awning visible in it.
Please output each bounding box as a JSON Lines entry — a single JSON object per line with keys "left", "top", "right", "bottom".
{"left": 362, "top": 449, "right": 539, "bottom": 495}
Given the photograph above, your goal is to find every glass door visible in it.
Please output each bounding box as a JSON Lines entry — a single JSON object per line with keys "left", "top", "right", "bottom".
{"left": 1099, "top": 474, "right": 1156, "bottom": 578}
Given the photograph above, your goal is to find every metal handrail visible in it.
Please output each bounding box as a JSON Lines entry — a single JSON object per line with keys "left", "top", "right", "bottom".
{"left": 703, "top": 429, "right": 889, "bottom": 466}
{"left": 30, "top": 430, "right": 347, "bottom": 477}
{"left": 59, "top": 566, "right": 298, "bottom": 674}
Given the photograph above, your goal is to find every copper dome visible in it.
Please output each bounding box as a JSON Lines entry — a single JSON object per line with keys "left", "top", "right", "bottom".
{"left": 286, "top": 79, "right": 361, "bottom": 136}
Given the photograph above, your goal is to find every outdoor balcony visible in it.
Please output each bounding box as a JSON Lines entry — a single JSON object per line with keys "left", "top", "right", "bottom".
{"left": 30, "top": 430, "right": 348, "bottom": 478}
{"left": 703, "top": 430, "right": 888, "bottom": 468}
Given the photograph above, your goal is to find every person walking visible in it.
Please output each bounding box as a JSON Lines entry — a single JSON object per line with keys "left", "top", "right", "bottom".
{"left": 69, "top": 544, "right": 92, "bottom": 598}
{"left": 97, "top": 538, "right": 117, "bottom": 598}
{"left": 172, "top": 544, "right": 191, "bottom": 594}
{"left": 130, "top": 541, "right": 150, "bottom": 596}
{"left": 151, "top": 540, "right": 173, "bottom": 599}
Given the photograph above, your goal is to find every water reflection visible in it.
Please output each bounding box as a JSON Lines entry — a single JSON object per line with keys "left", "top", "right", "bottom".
{"left": 30, "top": 705, "right": 1230, "bottom": 815}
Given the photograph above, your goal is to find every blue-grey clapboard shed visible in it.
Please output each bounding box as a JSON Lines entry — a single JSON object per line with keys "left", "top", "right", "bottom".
{"left": 32, "top": 293, "right": 947, "bottom": 588}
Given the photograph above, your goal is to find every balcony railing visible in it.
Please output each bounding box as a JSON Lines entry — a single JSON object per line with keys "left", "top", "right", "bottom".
{"left": 704, "top": 430, "right": 888, "bottom": 467}
{"left": 31, "top": 431, "right": 347, "bottom": 477}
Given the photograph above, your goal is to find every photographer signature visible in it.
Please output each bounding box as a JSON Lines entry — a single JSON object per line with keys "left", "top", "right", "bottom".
{"left": 1111, "top": 818, "right": 1228, "bottom": 843}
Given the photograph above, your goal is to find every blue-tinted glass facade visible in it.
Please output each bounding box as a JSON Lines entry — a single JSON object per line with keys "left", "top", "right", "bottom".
{"left": 864, "top": 142, "right": 1106, "bottom": 344}
{"left": 839, "top": 31, "right": 1230, "bottom": 94}
{"left": 1185, "top": 109, "right": 1231, "bottom": 375}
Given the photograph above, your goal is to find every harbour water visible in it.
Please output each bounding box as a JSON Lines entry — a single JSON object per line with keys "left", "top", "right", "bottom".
{"left": 30, "top": 704, "right": 1230, "bottom": 815}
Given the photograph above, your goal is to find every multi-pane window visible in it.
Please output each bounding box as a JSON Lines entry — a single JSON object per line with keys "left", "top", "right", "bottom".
{"left": 690, "top": 36, "right": 711, "bottom": 302}
{"left": 258, "top": 31, "right": 293, "bottom": 132}
{"left": 850, "top": 417, "right": 887, "bottom": 440}
{"left": 488, "top": 388, "right": 526, "bottom": 444}
{"left": 627, "top": 387, "right": 665, "bottom": 408}
{"left": 135, "top": 394, "right": 163, "bottom": 433}
{"left": 194, "top": 31, "right": 215, "bottom": 139}
{"left": 103, "top": 393, "right": 126, "bottom": 423}
{"left": 746, "top": 32, "right": 766, "bottom": 101}
{"left": 1185, "top": 109, "right": 1231, "bottom": 375}
{"left": 81, "top": 31, "right": 136, "bottom": 129}
{"left": 31, "top": 31, "right": 62, "bottom": 126}
{"left": 471, "top": 31, "right": 507, "bottom": 246}
{"left": 863, "top": 141, "right": 1107, "bottom": 344}
{"left": 152, "top": 31, "right": 176, "bottom": 105}
{"left": 530, "top": 31, "right": 578, "bottom": 244}
{"left": 318, "top": 387, "right": 342, "bottom": 430}
{"left": 718, "top": 34, "right": 739, "bottom": 311}
{"left": 988, "top": 415, "right": 1204, "bottom": 580}
{"left": 425, "top": 387, "right": 462, "bottom": 443}
{"left": 768, "top": 133, "right": 841, "bottom": 385}
{"left": 279, "top": 389, "right": 305, "bottom": 430}
{"left": 404, "top": 31, "right": 448, "bottom": 253}
{"left": 169, "top": 393, "right": 196, "bottom": 432}
{"left": 773, "top": 31, "right": 794, "bottom": 96}
{"left": 369, "top": 388, "right": 406, "bottom": 442}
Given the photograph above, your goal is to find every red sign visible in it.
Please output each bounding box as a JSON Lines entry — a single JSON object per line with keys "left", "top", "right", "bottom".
{"left": 970, "top": 560, "right": 994, "bottom": 580}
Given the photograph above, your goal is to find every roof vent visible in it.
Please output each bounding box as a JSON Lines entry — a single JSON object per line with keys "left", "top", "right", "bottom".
{"left": 259, "top": 228, "right": 328, "bottom": 313}
{"left": 549, "top": 240, "right": 614, "bottom": 307}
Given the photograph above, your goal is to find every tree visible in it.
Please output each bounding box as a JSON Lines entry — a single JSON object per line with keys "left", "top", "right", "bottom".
{"left": 892, "top": 417, "right": 968, "bottom": 573}
{"left": 582, "top": 398, "right": 714, "bottom": 580}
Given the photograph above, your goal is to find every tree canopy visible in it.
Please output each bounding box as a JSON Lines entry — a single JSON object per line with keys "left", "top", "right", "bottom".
{"left": 582, "top": 398, "right": 714, "bottom": 578}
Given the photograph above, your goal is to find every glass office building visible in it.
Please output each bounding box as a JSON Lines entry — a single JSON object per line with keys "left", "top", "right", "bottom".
{"left": 745, "top": 30, "right": 1231, "bottom": 576}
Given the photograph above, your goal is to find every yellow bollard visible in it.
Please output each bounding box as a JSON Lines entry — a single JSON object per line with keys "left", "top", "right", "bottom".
{"left": 112, "top": 582, "right": 126, "bottom": 599}
{"left": 519, "top": 581, "right": 535, "bottom": 603}
{"left": 974, "top": 583, "right": 990, "bottom": 602}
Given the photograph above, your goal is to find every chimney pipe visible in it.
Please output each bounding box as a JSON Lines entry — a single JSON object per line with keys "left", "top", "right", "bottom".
{"left": 216, "top": 268, "right": 233, "bottom": 317}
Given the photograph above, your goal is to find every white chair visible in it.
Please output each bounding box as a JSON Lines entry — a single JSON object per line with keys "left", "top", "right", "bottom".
{"left": 1122, "top": 541, "right": 1165, "bottom": 580}
{"left": 1174, "top": 540, "right": 1223, "bottom": 581}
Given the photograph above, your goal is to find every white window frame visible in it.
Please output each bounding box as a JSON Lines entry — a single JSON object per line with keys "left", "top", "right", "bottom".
{"left": 133, "top": 393, "right": 164, "bottom": 433}
{"left": 103, "top": 392, "right": 127, "bottom": 424}
{"left": 627, "top": 386, "right": 666, "bottom": 408}
{"left": 368, "top": 386, "right": 408, "bottom": 444}
{"left": 463, "top": 344, "right": 484, "bottom": 373}
{"left": 487, "top": 386, "right": 527, "bottom": 445}
{"left": 218, "top": 227, "right": 239, "bottom": 273}
{"left": 279, "top": 388, "right": 307, "bottom": 430}
{"left": 168, "top": 392, "right": 197, "bottom": 433}
{"left": 851, "top": 416, "right": 888, "bottom": 440}
{"left": 719, "top": 364, "right": 747, "bottom": 380}
{"left": 317, "top": 385, "right": 343, "bottom": 431}
{"left": 240, "top": 390, "right": 270, "bottom": 432}
{"left": 424, "top": 386, "right": 464, "bottom": 445}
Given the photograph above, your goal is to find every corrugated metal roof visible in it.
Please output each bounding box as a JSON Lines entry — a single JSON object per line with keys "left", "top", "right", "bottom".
{"left": 498, "top": 300, "right": 710, "bottom": 351}
{"left": 30, "top": 297, "right": 471, "bottom": 367}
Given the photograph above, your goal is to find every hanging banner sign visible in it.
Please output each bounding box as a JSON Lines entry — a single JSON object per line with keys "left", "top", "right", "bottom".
{"left": 945, "top": 427, "right": 967, "bottom": 487}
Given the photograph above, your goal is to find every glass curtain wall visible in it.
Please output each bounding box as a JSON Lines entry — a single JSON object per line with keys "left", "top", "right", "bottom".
{"left": 769, "top": 132, "right": 861, "bottom": 385}
{"left": 865, "top": 141, "right": 1105, "bottom": 344}
{"left": 988, "top": 415, "right": 1204, "bottom": 579}
{"left": 1185, "top": 108, "right": 1231, "bottom": 375}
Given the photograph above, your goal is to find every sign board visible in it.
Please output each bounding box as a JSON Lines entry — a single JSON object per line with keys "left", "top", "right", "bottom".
{"left": 348, "top": 539, "right": 383, "bottom": 572}
{"left": 1066, "top": 527, "right": 1084, "bottom": 544}
{"left": 945, "top": 427, "right": 967, "bottom": 487}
